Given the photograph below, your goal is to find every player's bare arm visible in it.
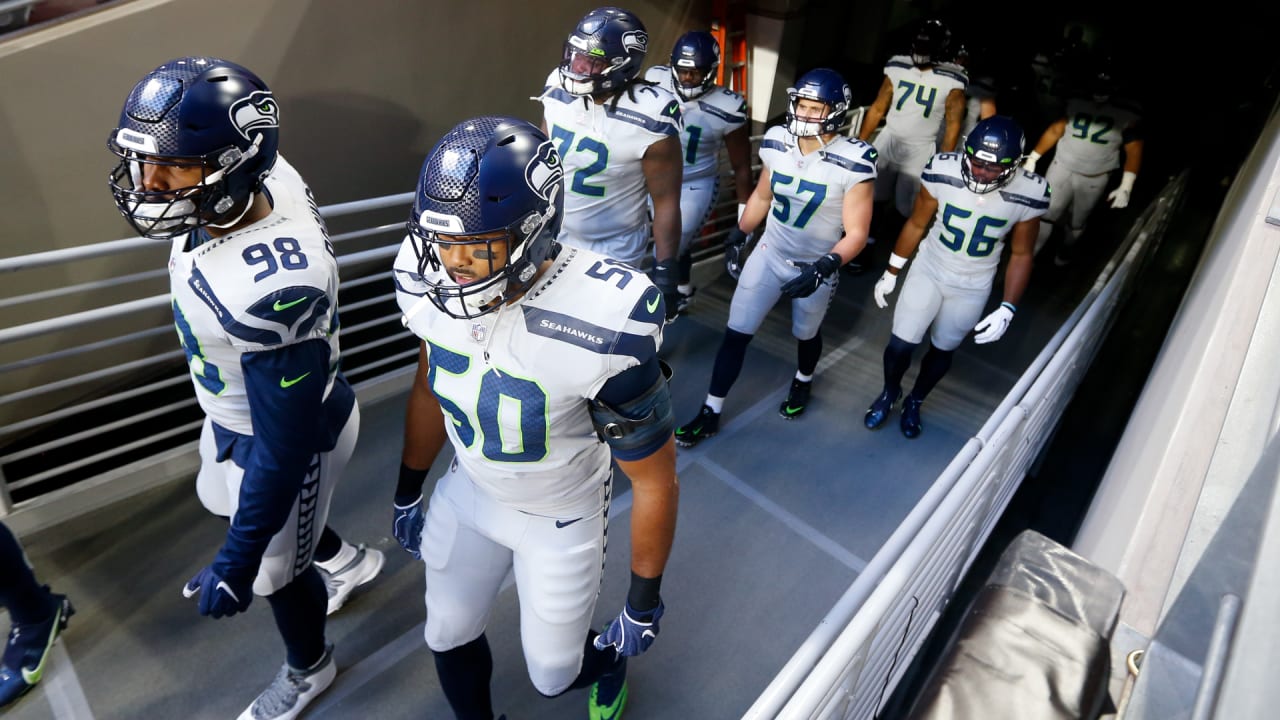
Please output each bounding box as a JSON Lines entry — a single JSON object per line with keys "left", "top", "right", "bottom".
{"left": 940, "top": 87, "right": 967, "bottom": 152}
{"left": 738, "top": 166, "right": 774, "bottom": 234}
{"left": 831, "top": 180, "right": 874, "bottom": 262}
{"left": 401, "top": 341, "right": 449, "bottom": 473}
{"left": 889, "top": 185, "right": 939, "bottom": 273}
{"left": 615, "top": 438, "right": 679, "bottom": 580}
{"left": 858, "top": 76, "right": 894, "bottom": 142}
{"left": 724, "top": 125, "right": 754, "bottom": 203}
{"left": 643, "top": 135, "right": 684, "bottom": 265}
{"left": 1001, "top": 218, "right": 1038, "bottom": 307}
{"left": 1032, "top": 118, "right": 1067, "bottom": 155}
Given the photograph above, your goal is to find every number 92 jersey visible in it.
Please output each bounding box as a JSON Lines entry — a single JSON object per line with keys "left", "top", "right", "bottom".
{"left": 916, "top": 152, "right": 1050, "bottom": 287}
{"left": 537, "top": 69, "right": 682, "bottom": 246}
{"left": 169, "top": 154, "right": 343, "bottom": 435}
{"left": 758, "top": 125, "right": 878, "bottom": 261}
{"left": 393, "top": 243, "right": 666, "bottom": 518}
{"left": 1055, "top": 97, "right": 1142, "bottom": 176}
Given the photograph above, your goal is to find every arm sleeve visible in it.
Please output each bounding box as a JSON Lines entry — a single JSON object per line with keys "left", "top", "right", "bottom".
{"left": 212, "top": 339, "right": 332, "bottom": 579}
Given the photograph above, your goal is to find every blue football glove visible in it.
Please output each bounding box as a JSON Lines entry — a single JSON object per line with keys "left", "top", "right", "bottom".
{"left": 651, "top": 261, "right": 680, "bottom": 322}
{"left": 393, "top": 495, "right": 425, "bottom": 559}
{"left": 593, "top": 599, "right": 665, "bottom": 658}
{"left": 781, "top": 253, "right": 842, "bottom": 299}
{"left": 183, "top": 565, "right": 253, "bottom": 619}
{"left": 724, "top": 227, "right": 749, "bottom": 280}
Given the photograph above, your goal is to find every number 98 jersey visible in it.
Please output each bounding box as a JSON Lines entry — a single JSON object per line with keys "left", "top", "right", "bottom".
{"left": 758, "top": 125, "right": 878, "bottom": 261}
{"left": 168, "top": 154, "right": 343, "bottom": 435}
{"left": 393, "top": 243, "right": 666, "bottom": 518}
{"left": 916, "top": 152, "right": 1050, "bottom": 287}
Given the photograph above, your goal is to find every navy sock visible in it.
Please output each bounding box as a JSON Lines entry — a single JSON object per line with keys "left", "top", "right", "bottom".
{"left": 882, "top": 334, "right": 918, "bottom": 394}
{"left": 311, "top": 526, "right": 343, "bottom": 564}
{"left": 0, "top": 521, "right": 54, "bottom": 624}
{"left": 708, "top": 329, "right": 753, "bottom": 399}
{"left": 566, "top": 631, "right": 622, "bottom": 692}
{"left": 433, "top": 635, "right": 495, "bottom": 719}
{"left": 267, "top": 565, "right": 328, "bottom": 670}
{"left": 797, "top": 332, "right": 823, "bottom": 377}
{"left": 910, "top": 345, "right": 954, "bottom": 401}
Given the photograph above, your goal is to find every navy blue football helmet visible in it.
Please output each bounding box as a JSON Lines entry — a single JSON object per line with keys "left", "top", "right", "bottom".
{"left": 785, "top": 68, "right": 852, "bottom": 137}
{"left": 669, "top": 31, "right": 720, "bottom": 101}
{"left": 559, "top": 7, "right": 649, "bottom": 97}
{"left": 911, "top": 19, "right": 951, "bottom": 67}
{"left": 108, "top": 57, "right": 279, "bottom": 238}
{"left": 961, "top": 116, "right": 1026, "bottom": 193}
{"left": 407, "top": 116, "right": 564, "bottom": 319}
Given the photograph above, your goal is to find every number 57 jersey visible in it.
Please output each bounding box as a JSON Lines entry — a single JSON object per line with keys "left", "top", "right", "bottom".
{"left": 394, "top": 243, "right": 666, "bottom": 518}
{"left": 169, "top": 154, "right": 343, "bottom": 435}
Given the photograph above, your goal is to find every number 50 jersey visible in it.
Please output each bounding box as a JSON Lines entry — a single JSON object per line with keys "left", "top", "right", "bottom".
{"left": 393, "top": 244, "right": 666, "bottom": 518}
{"left": 758, "top": 125, "right": 878, "bottom": 261}
{"left": 169, "top": 154, "right": 344, "bottom": 435}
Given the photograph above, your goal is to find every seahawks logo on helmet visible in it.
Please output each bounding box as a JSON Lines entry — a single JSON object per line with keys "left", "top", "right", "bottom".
{"left": 229, "top": 91, "right": 280, "bottom": 141}
{"left": 525, "top": 140, "right": 563, "bottom": 203}
{"left": 622, "top": 30, "right": 648, "bottom": 54}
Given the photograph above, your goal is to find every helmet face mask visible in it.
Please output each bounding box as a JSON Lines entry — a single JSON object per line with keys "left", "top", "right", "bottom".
{"left": 961, "top": 116, "right": 1026, "bottom": 193}
{"left": 107, "top": 57, "right": 279, "bottom": 239}
{"left": 558, "top": 7, "right": 648, "bottom": 97}
{"left": 408, "top": 116, "right": 564, "bottom": 320}
{"left": 785, "top": 68, "right": 851, "bottom": 137}
{"left": 669, "top": 30, "right": 720, "bottom": 101}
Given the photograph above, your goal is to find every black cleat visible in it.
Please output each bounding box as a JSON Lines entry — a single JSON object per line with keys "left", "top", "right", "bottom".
{"left": 900, "top": 395, "right": 924, "bottom": 438}
{"left": 675, "top": 405, "right": 720, "bottom": 448}
{"left": 864, "top": 389, "right": 901, "bottom": 430}
{"left": 778, "top": 379, "right": 812, "bottom": 419}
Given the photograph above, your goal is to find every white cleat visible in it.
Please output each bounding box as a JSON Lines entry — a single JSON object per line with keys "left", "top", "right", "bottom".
{"left": 318, "top": 544, "right": 385, "bottom": 615}
{"left": 238, "top": 644, "right": 336, "bottom": 720}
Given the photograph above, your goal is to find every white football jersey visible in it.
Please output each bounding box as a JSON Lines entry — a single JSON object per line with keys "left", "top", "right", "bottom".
{"left": 882, "top": 56, "right": 968, "bottom": 143}
{"left": 169, "top": 154, "right": 342, "bottom": 435}
{"left": 537, "top": 70, "right": 683, "bottom": 247}
{"left": 644, "top": 65, "right": 747, "bottom": 181}
{"left": 915, "top": 152, "right": 1050, "bottom": 284}
{"left": 1054, "top": 97, "right": 1141, "bottom": 176}
{"left": 758, "top": 125, "right": 878, "bottom": 260}
{"left": 393, "top": 242, "right": 666, "bottom": 518}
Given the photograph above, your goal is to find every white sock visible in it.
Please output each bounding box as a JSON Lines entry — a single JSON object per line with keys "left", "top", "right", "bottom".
{"left": 315, "top": 541, "right": 356, "bottom": 573}
{"left": 795, "top": 372, "right": 813, "bottom": 383}
{"left": 705, "top": 395, "right": 725, "bottom": 413}
{"left": 678, "top": 283, "right": 693, "bottom": 294}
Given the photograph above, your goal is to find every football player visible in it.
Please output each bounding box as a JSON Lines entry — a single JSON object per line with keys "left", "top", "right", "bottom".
{"left": 391, "top": 116, "right": 678, "bottom": 720}
{"left": 859, "top": 18, "right": 969, "bottom": 223}
{"left": 107, "top": 57, "right": 383, "bottom": 720}
{"left": 536, "top": 6, "right": 684, "bottom": 320}
{"left": 866, "top": 116, "right": 1050, "bottom": 438}
{"left": 643, "top": 30, "right": 753, "bottom": 314}
{"left": 0, "top": 521, "right": 73, "bottom": 708}
{"left": 674, "top": 68, "right": 876, "bottom": 446}
{"left": 1023, "top": 61, "right": 1143, "bottom": 265}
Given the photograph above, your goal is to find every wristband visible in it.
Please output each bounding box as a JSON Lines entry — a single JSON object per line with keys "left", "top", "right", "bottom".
{"left": 888, "top": 253, "right": 908, "bottom": 269}
{"left": 626, "top": 572, "right": 663, "bottom": 613}
{"left": 1001, "top": 301, "right": 1017, "bottom": 313}
{"left": 396, "top": 463, "right": 429, "bottom": 504}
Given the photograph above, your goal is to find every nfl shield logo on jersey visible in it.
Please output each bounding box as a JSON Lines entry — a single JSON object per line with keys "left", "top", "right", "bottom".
{"left": 470, "top": 322, "right": 487, "bottom": 344}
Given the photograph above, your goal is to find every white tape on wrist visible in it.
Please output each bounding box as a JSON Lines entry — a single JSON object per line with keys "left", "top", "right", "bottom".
{"left": 888, "top": 253, "right": 908, "bottom": 269}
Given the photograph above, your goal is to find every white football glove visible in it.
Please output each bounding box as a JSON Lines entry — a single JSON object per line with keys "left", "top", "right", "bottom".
{"left": 974, "top": 304, "right": 1015, "bottom": 344}
{"left": 873, "top": 271, "right": 898, "bottom": 309}
{"left": 1107, "top": 171, "right": 1137, "bottom": 209}
{"left": 1022, "top": 150, "right": 1041, "bottom": 173}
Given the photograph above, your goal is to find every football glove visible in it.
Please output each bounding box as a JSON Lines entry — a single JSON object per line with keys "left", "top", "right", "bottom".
{"left": 1107, "top": 171, "right": 1137, "bottom": 209}
{"left": 724, "top": 227, "right": 749, "bottom": 280}
{"left": 873, "top": 271, "right": 898, "bottom": 308}
{"left": 183, "top": 565, "right": 253, "bottom": 619}
{"left": 651, "top": 261, "right": 680, "bottom": 322}
{"left": 974, "top": 303, "right": 1015, "bottom": 344}
{"left": 781, "top": 253, "right": 841, "bottom": 299}
{"left": 393, "top": 495, "right": 425, "bottom": 559}
{"left": 594, "top": 599, "right": 665, "bottom": 658}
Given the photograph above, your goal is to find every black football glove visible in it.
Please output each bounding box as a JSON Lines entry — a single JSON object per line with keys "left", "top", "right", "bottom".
{"left": 781, "top": 253, "right": 842, "bottom": 298}
{"left": 724, "top": 227, "right": 749, "bottom": 280}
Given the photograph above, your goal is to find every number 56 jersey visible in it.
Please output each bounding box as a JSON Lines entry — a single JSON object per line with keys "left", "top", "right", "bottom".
{"left": 169, "top": 154, "right": 343, "bottom": 436}
{"left": 916, "top": 152, "right": 1050, "bottom": 287}
{"left": 393, "top": 243, "right": 667, "bottom": 518}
